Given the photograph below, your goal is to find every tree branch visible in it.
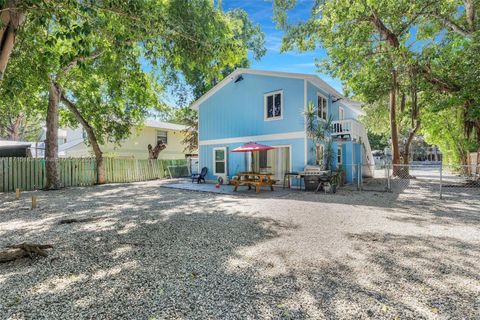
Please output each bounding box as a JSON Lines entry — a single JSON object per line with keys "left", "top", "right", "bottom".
{"left": 369, "top": 12, "right": 400, "bottom": 48}
{"left": 60, "top": 92, "right": 103, "bottom": 161}
{"left": 57, "top": 49, "right": 104, "bottom": 80}
{"left": 426, "top": 12, "right": 471, "bottom": 37}
{"left": 464, "top": 0, "right": 476, "bottom": 32}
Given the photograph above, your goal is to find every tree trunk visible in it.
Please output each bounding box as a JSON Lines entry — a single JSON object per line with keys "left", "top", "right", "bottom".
{"left": 45, "top": 83, "right": 61, "bottom": 190}
{"left": 403, "top": 120, "right": 421, "bottom": 165}
{"left": 464, "top": 0, "right": 476, "bottom": 32}
{"left": 0, "top": 0, "right": 25, "bottom": 81}
{"left": 6, "top": 113, "right": 24, "bottom": 141}
{"left": 148, "top": 141, "right": 166, "bottom": 159}
{"left": 390, "top": 70, "right": 401, "bottom": 176}
{"left": 0, "top": 243, "right": 53, "bottom": 263}
{"left": 476, "top": 125, "right": 480, "bottom": 176}
{"left": 60, "top": 93, "right": 106, "bottom": 184}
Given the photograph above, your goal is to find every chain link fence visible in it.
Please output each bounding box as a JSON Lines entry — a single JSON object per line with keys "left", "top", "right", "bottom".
{"left": 353, "top": 162, "right": 480, "bottom": 200}
{"left": 437, "top": 164, "right": 480, "bottom": 200}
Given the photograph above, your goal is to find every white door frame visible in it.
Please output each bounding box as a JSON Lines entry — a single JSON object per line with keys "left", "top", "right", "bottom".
{"left": 213, "top": 147, "right": 227, "bottom": 177}
{"left": 247, "top": 144, "right": 292, "bottom": 177}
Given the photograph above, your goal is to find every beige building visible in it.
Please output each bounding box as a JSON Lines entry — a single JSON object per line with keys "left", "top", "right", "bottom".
{"left": 59, "top": 120, "right": 191, "bottom": 160}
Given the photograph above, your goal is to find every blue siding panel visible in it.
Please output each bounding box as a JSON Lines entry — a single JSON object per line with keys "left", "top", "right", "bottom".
{"left": 344, "top": 141, "right": 354, "bottom": 183}
{"left": 332, "top": 101, "right": 357, "bottom": 120}
{"left": 199, "top": 74, "right": 305, "bottom": 141}
{"left": 197, "top": 71, "right": 362, "bottom": 185}
{"left": 199, "top": 138, "right": 305, "bottom": 182}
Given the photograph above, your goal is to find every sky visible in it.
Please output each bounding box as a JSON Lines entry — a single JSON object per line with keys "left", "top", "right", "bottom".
{"left": 158, "top": 0, "right": 343, "bottom": 108}
{"left": 221, "top": 0, "right": 343, "bottom": 93}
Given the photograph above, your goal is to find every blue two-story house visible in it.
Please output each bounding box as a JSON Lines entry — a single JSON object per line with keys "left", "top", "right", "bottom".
{"left": 191, "top": 69, "right": 373, "bottom": 185}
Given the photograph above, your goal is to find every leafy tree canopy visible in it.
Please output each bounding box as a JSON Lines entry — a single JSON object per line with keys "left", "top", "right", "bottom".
{"left": 273, "top": 0, "right": 480, "bottom": 164}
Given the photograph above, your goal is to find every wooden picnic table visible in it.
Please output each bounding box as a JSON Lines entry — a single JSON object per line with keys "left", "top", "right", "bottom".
{"left": 231, "top": 172, "right": 276, "bottom": 193}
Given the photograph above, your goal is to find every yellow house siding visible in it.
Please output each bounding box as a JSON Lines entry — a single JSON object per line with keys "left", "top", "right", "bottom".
{"left": 62, "top": 126, "right": 190, "bottom": 159}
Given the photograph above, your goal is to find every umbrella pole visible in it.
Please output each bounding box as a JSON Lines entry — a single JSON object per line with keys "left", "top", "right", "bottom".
{"left": 251, "top": 152, "right": 254, "bottom": 172}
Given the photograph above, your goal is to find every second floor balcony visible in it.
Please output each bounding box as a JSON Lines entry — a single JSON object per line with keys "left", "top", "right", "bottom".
{"left": 331, "top": 119, "right": 366, "bottom": 141}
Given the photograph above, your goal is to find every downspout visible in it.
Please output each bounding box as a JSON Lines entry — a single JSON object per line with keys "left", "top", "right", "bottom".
{"left": 304, "top": 79, "right": 307, "bottom": 166}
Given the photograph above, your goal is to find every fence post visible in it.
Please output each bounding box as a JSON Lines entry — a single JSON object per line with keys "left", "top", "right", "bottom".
{"left": 386, "top": 162, "right": 391, "bottom": 192}
{"left": 357, "top": 163, "right": 362, "bottom": 191}
{"left": 439, "top": 163, "right": 443, "bottom": 199}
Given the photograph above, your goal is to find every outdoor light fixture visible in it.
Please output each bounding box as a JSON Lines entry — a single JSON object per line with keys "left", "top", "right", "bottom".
{"left": 332, "top": 97, "right": 342, "bottom": 103}
{"left": 234, "top": 75, "right": 244, "bottom": 83}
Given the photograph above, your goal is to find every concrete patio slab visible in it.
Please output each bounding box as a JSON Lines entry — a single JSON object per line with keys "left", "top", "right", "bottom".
{"left": 160, "top": 179, "right": 299, "bottom": 197}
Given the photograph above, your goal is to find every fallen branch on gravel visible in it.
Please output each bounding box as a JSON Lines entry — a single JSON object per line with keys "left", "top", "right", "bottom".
{"left": 58, "top": 217, "right": 100, "bottom": 224}
{"left": 0, "top": 243, "right": 53, "bottom": 263}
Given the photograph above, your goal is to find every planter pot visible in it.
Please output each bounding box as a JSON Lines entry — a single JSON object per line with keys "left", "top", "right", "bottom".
{"left": 331, "top": 184, "right": 337, "bottom": 193}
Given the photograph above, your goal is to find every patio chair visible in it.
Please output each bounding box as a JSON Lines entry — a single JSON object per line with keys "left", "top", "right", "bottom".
{"left": 192, "top": 167, "right": 208, "bottom": 184}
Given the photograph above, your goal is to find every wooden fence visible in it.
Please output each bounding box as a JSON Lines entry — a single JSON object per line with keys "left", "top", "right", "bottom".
{"left": 0, "top": 157, "right": 188, "bottom": 192}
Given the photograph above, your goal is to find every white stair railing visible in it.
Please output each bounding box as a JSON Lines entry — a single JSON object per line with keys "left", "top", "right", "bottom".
{"left": 331, "top": 119, "right": 374, "bottom": 178}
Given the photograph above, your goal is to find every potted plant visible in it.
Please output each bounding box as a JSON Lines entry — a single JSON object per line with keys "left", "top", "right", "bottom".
{"left": 330, "top": 166, "right": 344, "bottom": 193}
{"left": 303, "top": 102, "right": 334, "bottom": 169}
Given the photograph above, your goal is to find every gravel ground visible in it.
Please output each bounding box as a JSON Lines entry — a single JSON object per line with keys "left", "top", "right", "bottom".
{"left": 0, "top": 180, "right": 479, "bottom": 319}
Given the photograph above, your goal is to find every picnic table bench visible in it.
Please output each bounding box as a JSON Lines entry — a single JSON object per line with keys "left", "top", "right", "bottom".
{"left": 231, "top": 172, "right": 277, "bottom": 193}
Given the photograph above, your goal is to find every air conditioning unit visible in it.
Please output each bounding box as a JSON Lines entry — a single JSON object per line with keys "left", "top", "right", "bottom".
{"left": 216, "top": 175, "right": 229, "bottom": 185}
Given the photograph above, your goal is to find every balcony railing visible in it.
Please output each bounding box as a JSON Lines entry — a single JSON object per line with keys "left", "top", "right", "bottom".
{"left": 331, "top": 119, "right": 364, "bottom": 140}
{"left": 331, "top": 119, "right": 375, "bottom": 178}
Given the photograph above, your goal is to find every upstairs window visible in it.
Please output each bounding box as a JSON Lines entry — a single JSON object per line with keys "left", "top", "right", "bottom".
{"left": 264, "top": 90, "right": 283, "bottom": 120}
{"left": 156, "top": 130, "right": 168, "bottom": 145}
{"left": 337, "top": 147, "right": 343, "bottom": 166}
{"left": 317, "top": 94, "right": 328, "bottom": 120}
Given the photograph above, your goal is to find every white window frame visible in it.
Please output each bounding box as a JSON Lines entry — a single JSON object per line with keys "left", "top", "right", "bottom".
{"left": 317, "top": 93, "right": 328, "bottom": 121}
{"left": 315, "top": 144, "right": 324, "bottom": 166}
{"left": 338, "top": 107, "right": 345, "bottom": 120}
{"left": 337, "top": 146, "right": 343, "bottom": 166}
{"left": 156, "top": 130, "right": 168, "bottom": 145}
{"left": 264, "top": 90, "right": 283, "bottom": 121}
{"left": 213, "top": 147, "right": 227, "bottom": 176}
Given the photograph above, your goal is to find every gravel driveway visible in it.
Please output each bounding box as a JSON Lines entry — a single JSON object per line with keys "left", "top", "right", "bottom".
{"left": 0, "top": 180, "right": 479, "bottom": 319}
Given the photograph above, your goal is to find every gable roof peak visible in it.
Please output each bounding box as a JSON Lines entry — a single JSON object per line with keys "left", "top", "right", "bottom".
{"left": 190, "top": 68, "right": 364, "bottom": 115}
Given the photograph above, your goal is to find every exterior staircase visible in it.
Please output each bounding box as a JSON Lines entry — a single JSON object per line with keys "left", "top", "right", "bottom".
{"left": 331, "top": 119, "right": 374, "bottom": 178}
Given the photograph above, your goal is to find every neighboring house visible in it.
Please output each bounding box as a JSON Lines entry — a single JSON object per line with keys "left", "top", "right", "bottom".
{"left": 59, "top": 120, "right": 191, "bottom": 160}
{"left": 192, "top": 68, "right": 374, "bottom": 184}
{"left": 0, "top": 128, "right": 66, "bottom": 158}
{"left": 0, "top": 140, "right": 33, "bottom": 157}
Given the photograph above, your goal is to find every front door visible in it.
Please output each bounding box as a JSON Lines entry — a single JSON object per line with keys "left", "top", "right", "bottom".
{"left": 252, "top": 146, "right": 290, "bottom": 182}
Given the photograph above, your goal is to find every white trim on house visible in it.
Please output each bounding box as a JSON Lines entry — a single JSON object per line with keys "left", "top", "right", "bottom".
{"left": 199, "top": 131, "right": 305, "bottom": 146}
{"left": 304, "top": 79, "right": 307, "bottom": 166}
{"left": 191, "top": 68, "right": 365, "bottom": 115}
{"left": 263, "top": 90, "right": 283, "bottom": 121}
{"left": 271, "top": 144, "right": 293, "bottom": 181}
{"left": 144, "top": 120, "right": 187, "bottom": 131}
{"left": 213, "top": 147, "right": 227, "bottom": 176}
{"left": 316, "top": 92, "right": 328, "bottom": 121}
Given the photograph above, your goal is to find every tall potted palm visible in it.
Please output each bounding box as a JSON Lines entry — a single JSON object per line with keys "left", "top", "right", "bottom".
{"left": 304, "top": 102, "right": 333, "bottom": 169}
{"left": 303, "top": 102, "right": 335, "bottom": 191}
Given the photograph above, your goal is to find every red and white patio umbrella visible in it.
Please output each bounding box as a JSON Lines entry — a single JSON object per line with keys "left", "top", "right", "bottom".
{"left": 231, "top": 142, "right": 275, "bottom": 171}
